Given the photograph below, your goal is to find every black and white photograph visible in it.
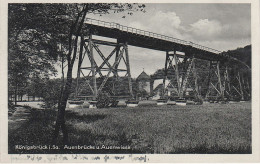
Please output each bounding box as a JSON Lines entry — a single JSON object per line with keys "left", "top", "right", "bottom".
{"left": 1, "top": 0, "right": 260, "bottom": 162}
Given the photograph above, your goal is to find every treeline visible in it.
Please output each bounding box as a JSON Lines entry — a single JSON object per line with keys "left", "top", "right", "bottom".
{"left": 9, "top": 76, "right": 142, "bottom": 108}
{"left": 223, "top": 45, "right": 251, "bottom": 68}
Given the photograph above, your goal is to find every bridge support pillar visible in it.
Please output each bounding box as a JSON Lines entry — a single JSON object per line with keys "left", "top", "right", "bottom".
{"left": 228, "top": 66, "right": 251, "bottom": 101}
{"left": 244, "top": 75, "right": 251, "bottom": 99}
{"left": 89, "top": 34, "right": 98, "bottom": 100}
{"left": 163, "top": 50, "right": 182, "bottom": 98}
{"left": 205, "top": 61, "right": 226, "bottom": 101}
{"left": 124, "top": 42, "right": 134, "bottom": 98}
{"left": 162, "top": 51, "right": 170, "bottom": 96}
{"left": 75, "top": 36, "right": 133, "bottom": 100}
{"left": 229, "top": 71, "right": 246, "bottom": 101}
{"left": 163, "top": 51, "right": 201, "bottom": 100}
{"left": 217, "top": 62, "right": 225, "bottom": 100}
{"left": 223, "top": 66, "right": 231, "bottom": 97}
{"left": 237, "top": 72, "right": 245, "bottom": 101}
{"left": 75, "top": 36, "right": 85, "bottom": 98}
{"left": 192, "top": 58, "right": 202, "bottom": 100}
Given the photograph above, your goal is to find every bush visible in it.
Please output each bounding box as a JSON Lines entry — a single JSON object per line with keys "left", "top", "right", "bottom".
{"left": 110, "top": 98, "right": 119, "bottom": 107}
{"left": 96, "top": 92, "right": 110, "bottom": 108}
{"left": 41, "top": 91, "right": 60, "bottom": 109}
{"left": 194, "top": 97, "right": 203, "bottom": 105}
{"left": 8, "top": 101, "right": 16, "bottom": 115}
{"left": 41, "top": 80, "right": 62, "bottom": 109}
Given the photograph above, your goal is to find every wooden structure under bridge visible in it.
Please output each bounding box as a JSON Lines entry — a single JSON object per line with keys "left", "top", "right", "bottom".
{"left": 69, "top": 17, "right": 251, "bottom": 101}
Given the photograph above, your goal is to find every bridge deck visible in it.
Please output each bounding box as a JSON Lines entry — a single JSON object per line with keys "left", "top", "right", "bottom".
{"left": 79, "top": 18, "right": 226, "bottom": 61}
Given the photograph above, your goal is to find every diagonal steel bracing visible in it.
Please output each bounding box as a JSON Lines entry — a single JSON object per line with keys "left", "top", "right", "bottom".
{"left": 205, "top": 61, "right": 232, "bottom": 101}
{"left": 97, "top": 46, "right": 125, "bottom": 93}
{"left": 163, "top": 51, "right": 201, "bottom": 99}
{"left": 75, "top": 34, "right": 133, "bottom": 100}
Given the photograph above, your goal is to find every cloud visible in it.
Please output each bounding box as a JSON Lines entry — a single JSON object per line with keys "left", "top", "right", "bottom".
{"left": 220, "top": 22, "right": 251, "bottom": 40}
{"left": 129, "top": 11, "right": 184, "bottom": 39}
{"left": 189, "top": 19, "right": 223, "bottom": 40}
{"left": 150, "top": 11, "right": 181, "bottom": 29}
{"left": 187, "top": 18, "right": 250, "bottom": 43}
{"left": 128, "top": 21, "right": 146, "bottom": 30}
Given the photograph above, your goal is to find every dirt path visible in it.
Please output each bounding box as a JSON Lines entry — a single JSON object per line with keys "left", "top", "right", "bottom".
{"left": 8, "top": 107, "right": 31, "bottom": 133}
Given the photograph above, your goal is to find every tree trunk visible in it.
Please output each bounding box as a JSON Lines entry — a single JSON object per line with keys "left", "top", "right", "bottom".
{"left": 52, "top": 66, "right": 73, "bottom": 144}
{"left": 14, "top": 82, "right": 18, "bottom": 105}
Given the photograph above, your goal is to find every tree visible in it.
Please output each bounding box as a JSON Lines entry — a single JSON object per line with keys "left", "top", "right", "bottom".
{"left": 8, "top": 4, "right": 64, "bottom": 104}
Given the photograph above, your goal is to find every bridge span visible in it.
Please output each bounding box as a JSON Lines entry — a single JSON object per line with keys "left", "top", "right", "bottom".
{"left": 80, "top": 18, "right": 224, "bottom": 61}
{"left": 68, "top": 17, "right": 251, "bottom": 102}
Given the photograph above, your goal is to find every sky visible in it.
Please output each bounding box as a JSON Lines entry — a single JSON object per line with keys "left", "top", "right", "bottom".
{"left": 56, "top": 3, "right": 251, "bottom": 80}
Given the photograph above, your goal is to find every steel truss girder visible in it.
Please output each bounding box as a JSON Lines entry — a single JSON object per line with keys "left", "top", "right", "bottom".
{"left": 163, "top": 51, "right": 201, "bottom": 99}
{"left": 205, "top": 61, "right": 232, "bottom": 100}
{"left": 228, "top": 71, "right": 250, "bottom": 100}
{"left": 75, "top": 35, "right": 133, "bottom": 100}
{"left": 206, "top": 61, "right": 251, "bottom": 101}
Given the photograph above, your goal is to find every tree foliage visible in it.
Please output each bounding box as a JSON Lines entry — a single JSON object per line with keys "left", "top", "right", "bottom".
{"left": 223, "top": 45, "right": 251, "bottom": 68}
{"left": 96, "top": 92, "right": 110, "bottom": 108}
{"left": 8, "top": 4, "right": 66, "bottom": 104}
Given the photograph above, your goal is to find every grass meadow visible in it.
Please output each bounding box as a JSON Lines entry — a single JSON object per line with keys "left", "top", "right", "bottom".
{"left": 8, "top": 101, "right": 251, "bottom": 154}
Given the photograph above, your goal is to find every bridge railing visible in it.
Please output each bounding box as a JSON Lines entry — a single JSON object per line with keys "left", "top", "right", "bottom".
{"left": 85, "top": 18, "right": 221, "bottom": 54}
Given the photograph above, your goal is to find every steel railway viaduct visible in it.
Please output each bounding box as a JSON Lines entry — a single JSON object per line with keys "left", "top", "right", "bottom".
{"left": 71, "top": 18, "right": 251, "bottom": 102}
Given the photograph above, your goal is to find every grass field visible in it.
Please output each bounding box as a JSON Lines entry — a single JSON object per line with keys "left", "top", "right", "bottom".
{"left": 8, "top": 101, "right": 251, "bottom": 154}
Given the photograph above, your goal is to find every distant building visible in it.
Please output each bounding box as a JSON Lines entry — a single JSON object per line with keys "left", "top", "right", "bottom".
{"left": 136, "top": 71, "right": 152, "bottom": 98}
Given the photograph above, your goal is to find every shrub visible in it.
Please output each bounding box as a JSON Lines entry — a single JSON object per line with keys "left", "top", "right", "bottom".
{"left": 110, "top": 98, "right": 119, "bottom": 107}
{"left": 8, "top": 100, "right": 16, "bottom": 115}
{"left": 96, "top": 92, "right": 110, "bottom": 108}
{"left": 41, "top": 79, "right": 62, "bottom": 109}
